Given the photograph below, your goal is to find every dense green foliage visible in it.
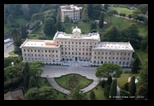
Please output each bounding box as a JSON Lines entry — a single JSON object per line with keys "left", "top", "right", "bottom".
{"left": 99, "top": 12, "right": 104, "bottom": 29}
{"left": 109, "top": 79, "right": 117, "bottom": 99}
{"left": 128, "top": 76, "right": 136, "bottom": 97}
{"left": 90, "top": 90, "right": 96, "bottom": 100}
{"left": 96, "top": 63, "right": 122, "bottom": 78}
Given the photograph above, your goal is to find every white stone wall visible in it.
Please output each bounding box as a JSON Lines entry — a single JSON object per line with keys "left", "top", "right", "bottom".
{"left": 91, "top": 50, "right": 133, "bottom": 67}
{"left": 21, "top": 47, "right": 61, "bottom": 65}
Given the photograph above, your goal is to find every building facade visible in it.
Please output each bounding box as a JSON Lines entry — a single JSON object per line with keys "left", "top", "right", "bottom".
{"left": 60, "top": 5, "right": 82, "bottom": 22}
{"left": 20, "top": 26, "right": 134, "bottom": 67}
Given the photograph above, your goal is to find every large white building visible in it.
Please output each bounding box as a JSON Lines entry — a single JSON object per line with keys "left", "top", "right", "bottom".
{"left": 20, "top": 26, "right": 134, "bottom": 67}
{"left": 60, "top": 5, "right": 82, "bottom": 22}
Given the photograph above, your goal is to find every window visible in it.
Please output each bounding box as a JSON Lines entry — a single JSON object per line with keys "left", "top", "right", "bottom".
{"left": 83, "top": 53, "right": 84, "bottom": 55}
{"left": 128, "top": 53, "right": 130, "bottom": 56}
{"left": 79, "top": 42, "right": 81, "bottom": 44}
{"left": 98, "top": 56, "right": 100, "bottom": 59}
{"left": 45, "top": 50, "right": 47, "bottom": 52}
{"left": 98, "top": 52, "right": 100, "bottom": 55}
{"left": 125, "top": 53, "right": 126, "bottom": 55}
{"left": 102, "top": 52, "right": 104, "bottom": 55}
{"left": 101, "top": 61, "right": 103, "bottom": 64}
{"left": 38, "top": 50, "right": 40, "bottom": 52}
{"left": 110, "top": 52, "right": 111, "bottom": 55}
{"left": 102, "top": 57, "right": 103, "bottom": 59}
{"left": 106, "top": 52, "right": 107, "bottom": 55}
{"left": 46, "top": 55, "right": 47, "bottom": 57}
{"left": 34, "top": 50, "right": 36, "bottom": 52}
{"left": 24, "top": 49, "right": 25, "bottom": 52}
{"left": 94, "top": 56, "right": 96, "bottom": 59}
{"left": 27, "top": 50, "right": 29, "bottom": 52}
{"left": 117, "top": 53, "right": 119, "bottom": 55}
{"left": 127, "top": 58, "right": 129, "bottom": 60}
{"left": 113, "top": 57, "right": 114, "bottom": 60}
{"left": 116, "top": 57, "right": 118, "bottom": 60}
{"left": 42, "top": 54, "right": 44, "bottom": 57}
{"left": 28, "top": 54, "right": 29, "bottom": 56}
{"left": 109, "top": 57, "right": 111, "bottom": 59}
{"left": 124, "top": 57, "right": 125, "bottom": 60}
{"left": 72, "top": 48, "right": 74, "bottom": 50}
{"left": 62, "top": 52, "right": 63, "bottom": 54}
{"left": 127, "top": 62, "right": 129, "bottom": 65}
{"left": 119, "top": 62, "right": 121, "bottom": 64}
{"left": 123, "top": 62, "right": 125, "bottom": 65}
{"left": 35, "top": 54, "right": 37, "bottom": 56}
{"left": 56, "top": 51, "right": 58, "bottom": 53}
{"left": 31, "top": 50, "right": 33, "bottom": 52}
{"left": 49, "top": 50, "right": 50, "bottom": 52}
{"left": 25, "top": 54, "right": 26, "bottom": 56}
{"left": 105, "top": 57, "right": 107, "bottom": 59}
{"left": 52, "top": 50, "right": 54, "bottom": 53}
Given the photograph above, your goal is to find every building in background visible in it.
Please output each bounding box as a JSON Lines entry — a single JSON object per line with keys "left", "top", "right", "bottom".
{"left": 60, "top": 5, "right": 82, "bottom": 22}
{"left": 20, "top": 26, "right": 134, "bottom": 67}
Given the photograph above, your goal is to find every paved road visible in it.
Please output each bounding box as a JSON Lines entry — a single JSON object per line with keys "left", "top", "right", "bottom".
{"left": 4, "top": 42, "right": 15, "bottom": 57}
{"left": 41, "top": 65, "right": 103, "bottom": 94}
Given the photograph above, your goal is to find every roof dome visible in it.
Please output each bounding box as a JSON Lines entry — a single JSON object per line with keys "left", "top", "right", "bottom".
{"left": 72, "top": 26, "right": 81, "bottom": 33}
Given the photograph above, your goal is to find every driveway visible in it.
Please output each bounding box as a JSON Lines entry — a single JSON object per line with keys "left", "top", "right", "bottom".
{"left": 41, "top": 65, "right": 104, "bottom": 94}
{"left": 4, "top": 42, "right": 15, "bottom": 57}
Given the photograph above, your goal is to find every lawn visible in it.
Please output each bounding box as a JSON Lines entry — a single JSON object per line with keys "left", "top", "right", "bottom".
{"left": 62, "top": 21, "right": 92, "bottom": 34}
{"left": 55, "top": 74, "right": 93, "bottom": 90}
{"left": 9, "top": 51, "right": 16, "bottom": 55}
{"left": 86, "top": 85, "right": 107, "bottom": 100}
{"left": 135, "top": 49, "right": 148, "bottom": 64}
{"left": 31, "top": 24, "right": 44, "bottom": 34}
{"left": 104, "top": 15, "right": 148, "bottom": 36}
{"left": 109, "top": 7, "right": 134, "bottom": 16}
{"left": 15, "top": 17, "right": 27, "bottom": 26}
{"left": 36, "top": 77, "right": 50, "bottom": 87}
{"left": 117, "top": 73, "right": 138, "bottom": 89}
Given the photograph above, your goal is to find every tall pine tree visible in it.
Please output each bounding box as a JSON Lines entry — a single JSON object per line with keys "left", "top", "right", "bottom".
{"left": 99, "top": 11, "right": 104, "bottom": 29}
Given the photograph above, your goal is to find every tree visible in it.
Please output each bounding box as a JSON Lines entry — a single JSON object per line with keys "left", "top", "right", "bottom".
{"left": 31, "top": 13, "right": 40, "bottom": 22}
{"left": 24, "top": 87, "right": 39, "bottom": 100}
{"left": 128, "top": 14, "right": 132, "bottom": 19}
{"left": 29, "top": 61, "right": 45, "bottom": 77}
{"left": 109, "top": 79, "right": 117, "bottom": 99}
{"left": 82, "top": 4, "right": 90, "bottom": 22}
{"left": 104, "top": 84, "right": 110, "bottom": 98}
{"left": 56, "top": 7, "right": 61, "bottom": 22}
{"left": 64, "top": 16, "right": 70, "bottom": 23}
{"left": 90, "top": 22, "right": 96, "bottom": 31}
{"left": 138, "top": 4, "right": 148, "bottom": 14}
{"left": 67, "top": 85, "right": 87, "bottom": 100}
{"left": 92, "top": 4, "right": 102, "bottom": 20}
{"left": 10, "top": 28, "right": 21, "bottom": 41}
{"left": 101, "top": 25, "right": 122, "bottom": 42}
{"left": 131, "top": 56, "right": 141, "bottom": 73}
{"left": 87, "top": 4, "right": 93, "bottom": 19}
{"left": 128, "top": 76, "right": 136, "bottom": 97}
{"left": 104, "top": 4, "right": 108, "bottom": 10}
{"left": 136, "top": 60, "right": 148, "bottom": 99}
{"left": 121, "top": 24, "right": 142, "bottom": 49}
{"left": 39, "top": 86, "right": 56, "bottom": 100}
{"left": 124, "top": 82, "right": 129, "bottom": 91}
{"left": 144, "top": 18, "right": 148, "bottom": 27}
{"left": 90, "top": 91, "right": 95, "bottom": 100}
{"left": 56, "top": 21, "right": 64, "bottom": 31}
{"left": 22, "top": 62, "right": 30, "bottom": 90}
{"left": 21, "top": 25, "right": 28, "bottom": 39}
{"left": 96, "top": 63, "right": 122, "bottom": 79}
{"left": 107, "top": 10, "right": 118, "bottom": 24}
{"left": 29, "top": 76, "right": 37, "bottom": 88}
{"left": 43, "top": 18, "right": 56, "bottom": 36}
{"left": 99, "top": 12, "right": 105, "bottom": 29}
{"left": 8, "top": 14, "right": 14, "bottom": 23}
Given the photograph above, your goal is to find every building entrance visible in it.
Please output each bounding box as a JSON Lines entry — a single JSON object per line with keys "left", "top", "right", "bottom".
{"left": 75, "top": 57, "right": 77, "bottom": 61}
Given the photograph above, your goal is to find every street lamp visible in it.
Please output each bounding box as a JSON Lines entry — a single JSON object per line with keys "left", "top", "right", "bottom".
{"left": 11, "top": 62, "right": 14, "bottom": 67}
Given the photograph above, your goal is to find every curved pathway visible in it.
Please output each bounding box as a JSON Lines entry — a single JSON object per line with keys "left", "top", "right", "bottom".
{"left": 41, "top": 65, "right": 105, "bottom": 94}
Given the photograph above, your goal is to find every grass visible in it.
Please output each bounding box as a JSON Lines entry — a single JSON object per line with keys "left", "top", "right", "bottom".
{"left": 86, "top": 85, "right": 107, "bottom": 100}
{"left": 117, "top": 73, "right": 138, "bottom": 89}
{"left": 104, "top": 15, "right": 148, "bottom": 36}
{"left": 36, "top": 77, "right": 50, "bottom": 87}
{"left": 55, "top": 74, "right": 93, "bottom": 90}
{"left": 62, "top": 21, "right": 92, "bottom": 34}
{"left": 31, "top": 24, "right": 44, "bottom": 34}
{"left": 9, "top": 51, "right": 16, "bottom": 55}
{"left": 135, "top": 49, "right": 148, "bottom": 64}
{"left": 15, "top": 17, "right": 27, "bottom": 26}
{"left": 109, "top": 7, "right": 134, "bottom": 16}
